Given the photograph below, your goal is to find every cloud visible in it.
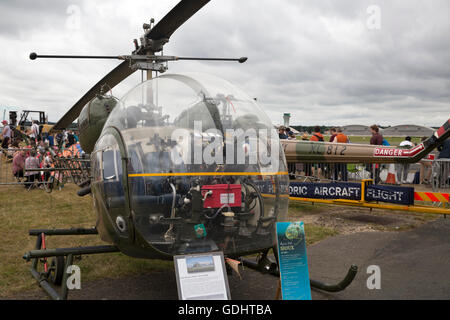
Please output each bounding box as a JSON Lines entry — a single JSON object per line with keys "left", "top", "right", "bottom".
{"left": 0, "top": 0, "right": 448, "bottom": 128}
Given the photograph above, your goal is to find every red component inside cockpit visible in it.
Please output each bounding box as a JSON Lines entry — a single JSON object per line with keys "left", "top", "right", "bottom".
{"left": 201, "top": 184, "right": 242, "bottom": 208}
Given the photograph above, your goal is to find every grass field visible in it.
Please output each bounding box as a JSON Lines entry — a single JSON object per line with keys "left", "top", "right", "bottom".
{"left": 0, "top": 184, "right": 174, "bottom": 297}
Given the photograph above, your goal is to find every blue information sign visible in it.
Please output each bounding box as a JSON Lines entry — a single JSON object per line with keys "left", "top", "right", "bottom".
{"left": 276, "top": 221, "right": 312, "bottom": 300}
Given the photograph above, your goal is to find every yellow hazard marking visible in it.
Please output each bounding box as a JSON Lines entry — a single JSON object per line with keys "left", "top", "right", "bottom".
{"left": 128, "top": 171, "right": 289, "bottom": 178}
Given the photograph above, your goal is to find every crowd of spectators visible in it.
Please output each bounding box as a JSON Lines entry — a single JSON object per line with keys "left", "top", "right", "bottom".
{"left": 1, "top": 120, "right": 84, "bottom": 189}
{"left": 1, "top": 120, "right": 81, "bottom": 153}
{"left": 279, "top": 125, "right": 350, "bottom": 181}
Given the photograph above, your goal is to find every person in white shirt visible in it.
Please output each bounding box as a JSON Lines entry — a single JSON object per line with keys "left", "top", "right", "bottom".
{"left": 396, "top": 136, "right": 414, "bottom": 184}
{"left": 1, "top": 120, "right": 12, "bottom": 149}
{"left": 2, "top": 120, "right": 12, "bottom": 139}
{"left": 30, "top": 120, "right": 40, "bottom": 140}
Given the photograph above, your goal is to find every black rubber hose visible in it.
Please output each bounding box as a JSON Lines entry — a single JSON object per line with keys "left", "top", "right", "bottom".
{"left": 309, "top": 265, "right": 358, "bottom": 292}
{"left": 242, "top": 258, "right": 358, "bottom": 293}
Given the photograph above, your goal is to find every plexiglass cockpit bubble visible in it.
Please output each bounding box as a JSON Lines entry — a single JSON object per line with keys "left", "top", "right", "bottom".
{"left": 95, "top": 73, "right": 289, "bottom": 257}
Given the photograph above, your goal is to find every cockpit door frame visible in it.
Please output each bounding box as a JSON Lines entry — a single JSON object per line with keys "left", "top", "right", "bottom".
{"left": 101, "top": 126, "right": 136, "bottom": 242}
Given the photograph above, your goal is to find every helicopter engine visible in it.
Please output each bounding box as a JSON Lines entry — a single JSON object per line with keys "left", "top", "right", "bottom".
{"left": 78, "top": 94, "right": 118, "bottom": 153}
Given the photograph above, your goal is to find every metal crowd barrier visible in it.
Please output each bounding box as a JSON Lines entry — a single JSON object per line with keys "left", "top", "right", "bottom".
{"left": 53, "top": 156, "right": 91, "bottom": 185}
{"left": 432, "top": 159, "right": 450, "bottom": 192}
{"left": 289, "top": 159, "right": 449, "bottom": 190}
{"left": 0, "top": 148, "right": 91, "bottom": 191}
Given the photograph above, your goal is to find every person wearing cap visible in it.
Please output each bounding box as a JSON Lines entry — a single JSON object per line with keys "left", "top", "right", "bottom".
{"left": 1, "top": 120, "right": 12, "bottom": 139}
{"left": 396, "top": 136, "right": 414, "bottom": 184}
{"left": 278, "top": 126, "right": 288, "bottom": 140}
{"left": 286, "top": 127, "right": 296, "bottom": 140}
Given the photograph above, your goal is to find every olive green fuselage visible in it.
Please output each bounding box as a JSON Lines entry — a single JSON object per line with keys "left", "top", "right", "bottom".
{"left": 78, "top": 95, "right": 118, "bottom": 154}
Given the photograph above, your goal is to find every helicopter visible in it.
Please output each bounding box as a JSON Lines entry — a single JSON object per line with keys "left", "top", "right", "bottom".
{"left": 23, "top": 0, "right": 450, "bottom": 300}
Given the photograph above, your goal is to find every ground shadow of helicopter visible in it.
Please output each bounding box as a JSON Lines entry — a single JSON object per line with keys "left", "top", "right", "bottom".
{"left": 23, "top": 0, "right": 450, "bottom": 300}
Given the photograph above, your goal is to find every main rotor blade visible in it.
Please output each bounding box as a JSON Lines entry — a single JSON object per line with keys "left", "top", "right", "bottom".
{"left": 147, "top": 0, "right": 210, "bottom": 40}
{"left": 50, "top": 0, "right": 210, "bottom": 132}
{"left": 51, "top": 61, "right": 134, "bottom": 132}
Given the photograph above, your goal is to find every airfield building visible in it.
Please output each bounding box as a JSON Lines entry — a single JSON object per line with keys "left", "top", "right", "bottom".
{"left": 340, "top": 124, "right": 434, "bottom": 137}
{"left": 382, "top": 125, "right": 434, "bottom": 137}
{"left": 341, "top": 125, "right": 372, "bottom": 136}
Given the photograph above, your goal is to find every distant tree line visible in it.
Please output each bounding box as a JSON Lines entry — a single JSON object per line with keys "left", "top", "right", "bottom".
{"left": 291, "top": 126, "right": 331, "bottom": 133}
{"left": 290, "top": 125, "right": 439, "bottom": 133}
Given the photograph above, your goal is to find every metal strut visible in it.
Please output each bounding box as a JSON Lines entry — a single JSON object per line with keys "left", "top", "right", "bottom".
{"left": 24, "top": 227, "right": 120, "bottom": 300}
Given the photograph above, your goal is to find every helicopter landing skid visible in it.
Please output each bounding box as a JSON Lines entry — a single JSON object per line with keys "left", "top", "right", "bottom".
{"left": 23, "top": 227, "right": 119, "bottom": 300}
{"left": 23, "top": 229, "right": 356, "bottom": 300}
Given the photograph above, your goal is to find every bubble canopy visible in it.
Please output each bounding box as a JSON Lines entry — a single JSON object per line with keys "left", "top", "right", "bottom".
{"left": 93, "top": 73, "right": 289, "bottom": 257}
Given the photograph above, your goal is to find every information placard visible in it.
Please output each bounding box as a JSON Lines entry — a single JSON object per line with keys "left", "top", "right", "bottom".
{"left": 174, "top": 251, "right": 231, "bottom": 300}
{"left": 276, "top": 221, "right": 312, "bottom": 300}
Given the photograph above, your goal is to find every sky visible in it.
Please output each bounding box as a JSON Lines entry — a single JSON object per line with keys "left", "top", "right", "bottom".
{"left": 0, "top": 0, "right": 449, "bottom": 127}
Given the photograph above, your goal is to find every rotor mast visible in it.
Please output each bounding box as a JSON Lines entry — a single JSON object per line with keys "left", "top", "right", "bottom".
{"left": 29, "top": 16, "right": 247, "bottom": 75}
